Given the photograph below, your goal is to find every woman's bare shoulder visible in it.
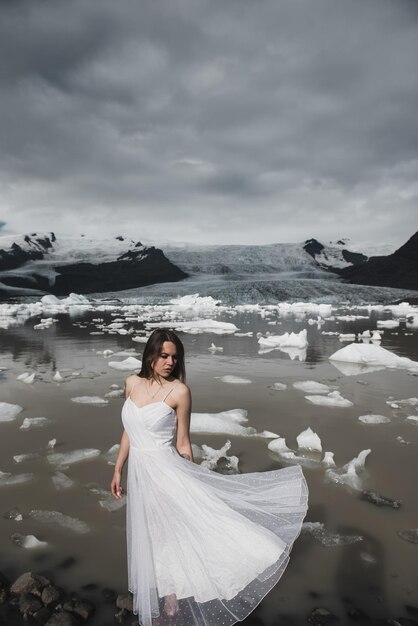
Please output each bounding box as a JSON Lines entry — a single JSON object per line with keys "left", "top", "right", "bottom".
{"left": 125, "top": 374, "right": 139, "bottom": 390}
{"left": 173, "top": 380, "right": 191, "bottom": 398}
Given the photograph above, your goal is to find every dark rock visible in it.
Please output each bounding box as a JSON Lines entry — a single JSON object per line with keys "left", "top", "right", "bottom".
{"left": 41, "top": 585, "right": 63, "bottom": 607}
{"left": 304, "top": 239, "right": 325, "bottom": 258}
{"left": 0, "top": 572, "right": 9, "bottom": 604}
{"left": 405, "top": 606, "right": 418, "bottom": 618}
{"left": 3, "top": 508, "right": 23, "bottom": 521}
{"left": 346, "top": 607, "right": 371, "bottom": 621}
{"left": 57, "top": 558, "right": 76, "bottom": 570}
{"left": 10, "top": 572, "right": 51, "bottom": 597}
{"left": 45, "top": 611, "right": 81, "bottom": 626}
{"left": 307, "top": 606, "right": 339, "bottom": 624}
{"left": 62, "top": 598, "right": 94, "bottom": 620}
{"left": 33, "top": 605, "right": 53, "bottom": 623}
{"left": 360, "top": 491, "right": 402, "bottom": 509}
{"left": 18, "top": 592, "right": 43, "bottom": 615}
{"left": 116, "top": 593, "right": 133, "bottom": 612}
{"left": 101, "top": 587, "right": 116, "bottom": 602}
{"left": 338, "top": 231, "right": 418, "bottom": 290}
{"left": 342, "top": 249, "right": 368, "bottom": 265}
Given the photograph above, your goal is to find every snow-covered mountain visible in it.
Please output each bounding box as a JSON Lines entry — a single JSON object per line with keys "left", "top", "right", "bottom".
{"left": 0, "top": 232, "right": 187, "bottom": 299}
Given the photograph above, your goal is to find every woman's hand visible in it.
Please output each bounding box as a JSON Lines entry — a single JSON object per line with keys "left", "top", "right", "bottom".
{"left": 111, "top": 470, "right": 125, "bottom": 499}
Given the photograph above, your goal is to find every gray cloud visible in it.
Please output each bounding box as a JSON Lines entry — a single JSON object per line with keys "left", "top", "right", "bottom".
{"left": 0, "top": 0, "right": 417, "bottom": 246}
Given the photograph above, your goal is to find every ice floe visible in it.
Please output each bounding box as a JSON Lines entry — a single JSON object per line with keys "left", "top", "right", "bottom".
{"left": 302, "top": 522, "right": 363, "bottom": 547}
{"left": 376, "top": 320, "right": 399, "bottom": 329}
{"left": 29, "top": 509, "right": 90, "bottom": 534}
{"left": 103, "top": 444, "right": 120, "bottom": 465}
{"left": 51, "top": 472, "right": 75, "bottom": 490}
{"left": 17, "top": 372, "right": 36, "bottom": 384}
{"left": 105, "top": 388, "right": 124, "bottom": 398}
{"left": 219, "top": 375, "right": 252, "bottom": 384}
{"left": 190, "top": 409, "right": 277, "bottom": 438}
{"left": 397, "top": 528, "right": 418, "bottom": 544}
{"left": 13, "top": 453, "right": 40, "bottom": 463}
{"left": 47, "top": 448, "right": 101, "bottom": 466}
{"left": 147, "top": 318, "right": 239, "bottom": 335}
{"left": 296, "top": 427, "right": 322, "bottom": 452}
{"left": 258, "top": 329, "right": 308, "bottom": 349}
{"left": 271, "top": 382, "right": 287, "bottom": 390}
{"left": 406, "top": 415, "right": 418, "bottom": 424}
{"left": 358, "top": 414, "right": 391, "bottom": 424}
{"left": 12, "top": 534, "right": 48, "bottom": 549}
{"left": 0, "top": 471, "right": 34, "bottom": 486}
{"left": 208, "top": 343, "right": 223, "bottom": 353}
{"left": 194, "top": 440, "right": 239, "bottom": 474}
{"left": 71, "top": 396, "right": 109, "bottom": 405}
{"left": 305, "top": 391, "right": 353, "bottom": 407}
{"left": 85, "top": 483, "right": 126, "bottom": 511}
{"left": 20, "top": 417, "right": 51, "bottom": 430}
{"left": 0, "top": 402, "right": 23, "bottom": 422}
{"left": 108, "top": 356, "right": 142, "bottom": 371}
{"left": 325, "top": 449, "right": 371, "bottom": 491}
{"left": 293, "top": 380, "right": 331, "bottom": 394}
{"left": 53, "top": 370, "right": 64, "bottom": 382}
{"left": 329, "top": 343, "right": 418, "bottom": 374}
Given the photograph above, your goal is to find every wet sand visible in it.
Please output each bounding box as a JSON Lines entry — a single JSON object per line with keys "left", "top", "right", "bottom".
{"left": 1, "top": 306, "right": 417, "bottom": 624}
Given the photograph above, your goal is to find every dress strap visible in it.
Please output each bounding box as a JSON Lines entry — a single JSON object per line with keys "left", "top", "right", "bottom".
{"left": 163, "top": 382, "right": 178, "bottom": 402}
{"left": 128, "top": 376, "right": 140, "bottom": 398}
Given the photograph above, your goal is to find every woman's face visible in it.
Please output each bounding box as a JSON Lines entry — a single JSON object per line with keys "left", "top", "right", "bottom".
{"left": 152, "top": 341, "right": 178, "bottom": 379}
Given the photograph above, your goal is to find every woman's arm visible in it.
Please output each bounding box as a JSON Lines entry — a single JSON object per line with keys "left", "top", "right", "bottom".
{"left": 175, "top": 384, "right": 194, "bottom": 463}
{"left": 110, "top": 376, "right": 134, "bottom": 499}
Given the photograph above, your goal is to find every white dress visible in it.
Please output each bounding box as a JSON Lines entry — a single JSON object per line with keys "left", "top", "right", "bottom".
{"left": 121, "top": 381, "right": 308, "bottom": 626}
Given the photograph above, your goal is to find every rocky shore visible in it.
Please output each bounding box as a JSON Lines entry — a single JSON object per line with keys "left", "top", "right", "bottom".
{"left": 1, "top": 570, "right": 417, "bottom": 626}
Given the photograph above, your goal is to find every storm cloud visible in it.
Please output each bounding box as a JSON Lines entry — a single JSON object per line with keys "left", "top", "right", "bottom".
{"left": 0, "top": 0, "right": 417, "bottom": 245}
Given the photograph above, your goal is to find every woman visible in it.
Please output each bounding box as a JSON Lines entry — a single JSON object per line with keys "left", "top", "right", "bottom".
{"left": 111, "top": 328, "right": 308, "bottom": 626}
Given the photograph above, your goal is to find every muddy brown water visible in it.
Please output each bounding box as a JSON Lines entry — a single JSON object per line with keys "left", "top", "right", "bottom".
{"left": 0, "top": 307, "right": 417, "bottom": 624}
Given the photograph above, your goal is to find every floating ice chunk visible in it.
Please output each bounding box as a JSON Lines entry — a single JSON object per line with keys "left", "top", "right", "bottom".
{"left": 108, "top": 356, "right": 142, "bottom": 371}
{"left": 0, "top": 402, "right": 23, "bottom": 422}
{"left": 406, "top": 415, "right": 418, "bottom": 424}
{"left": 13, "top": 453, "right": 40, "bottom": 463}
{"left": 219, "top": 375, "right": 252, "bottom": 384}
{"left": 302, "top": 522, "right": 363, "bottom": 547}
{"left": 339, "top": 333, "right": 356, "bottom": 341}
{"left": 47, "top": 448, "right": 101, "bottom": 466}
{"left": 358, "top": 414, "right": 391, "bottom": 424}
{"left": 305, "top": 391, "right": 353, "bottom": 407}
{"left": 102, "top": 349, "right": 114, "bottom": 356}
{"left": 103, "top": 444, "right": 120, "bottom": 465}
{"left": 267, "top": 437, "right": 292, "bottom": 454}
{"left": 12, "top": 534, "right": 48, "bottom": 549}
{"left": 322, "top": 452, "right": 336, "bottom": 467}
{"left": 406, "top": 315, "right": 418, "bottom": 329}
{"left": 258, "top": 329, "right": 308, "bottom": 349}
{"left": 169, "top": 294, "right": 222, "bottom": 310}
{"left": 105, "top": 389, "right": 124, "bottom": 398}
{"left": 297, "top": 428, "right": 322, "bottom": 452}
{"left": 358, "top": 330, "right": 371, "bottom": 339}
{"left": 51, "top": 472, "right": 74, "bottom": 490}
{"left": 397, "top": 528, "right": 418, "bottom": 544}
{"left": 190, "top": 409, "right": 270, "bottom": 438}
{"left": 278, "top": 302, "right": 332, "bottom": 318}
{"left": 53, "top": 370, "right": 64, "bottom": 382}
{"left": 17, "top": 372, "right": 35, "bottom": 384}
{"left": 371, "top": 330, "right": 382, "bottom": 341}
{"left": 20, "top": 417, "right": 51, "bottom": 430}
{"left": 398, "top": 397, "right": 418, "bottom": 407}
{"left": 235, "top": 332, "right": 253, "bottom": 337}
{"left": 132, "top": 335, "right": 149, "bottom": 343}
{"left": 199, "top": 440, "right": 239, "bottom": 474}
{"left": 0, "top": 472, "right": 34, "bottom": 486}
{"left": 325, "top": 449, "right": 371, "bottom": 491}
{"left": 329, "top": 343, "right": 418, "bottom": 373}
{"left": 396, "top": 435, "right": 411, "bottom": 445}
{"left": 376, "top": 320, "right": 399, "bottom": 329}
{"left": 208, "top": 343, "right": 223, "bottom": 353}
{"left": 271, "top": 382, "right": 287, "bottom": 390}
{"left": 29, "top": 509, "right": 90, "bottom": 534}
{"left": 148, "top": 318, "right": 238, "bottom": 335}
{"left": 360, "top": 491, "right": 401, "bottom": 508}
{"left": 71, "top": 396, "right": 108, "bottom": 405}
{"left": 4, "top": 508, "right": 23, "bottom": 521}
{"left": 293, "top": 381, "right": 331, "bottom": 394}
{"left": 85, "top": 482, "right": 126, "bottom": 511}
{"left": 47, "top": 438, "right": 57, "bottom": 449}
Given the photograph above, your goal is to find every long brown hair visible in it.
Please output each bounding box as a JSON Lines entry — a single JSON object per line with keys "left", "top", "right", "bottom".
{"left": 138, "top": 328, "right": 186, "bottom": 382}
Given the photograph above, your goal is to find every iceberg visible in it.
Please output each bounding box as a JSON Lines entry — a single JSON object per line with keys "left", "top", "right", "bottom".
{"left": 305, "top": 391, "right": 353, "bottom": 407}
{"left": 329, "top": 343, "right": 418, "bottom": 374}
{"left": 0, "top": 402, "right": 23, "bottom": 422}
{"left": 293, "top": 380, "right": 331, "bottom": 394}
{"left": 108, "top": 356, "right": 142, "bottom": 371}
{"left": 258, "top": 329, "right": 308, "bottom": 349}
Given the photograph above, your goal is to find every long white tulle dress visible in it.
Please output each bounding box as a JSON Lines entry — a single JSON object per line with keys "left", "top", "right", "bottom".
{"left": 121, "top": 380, "right": 308, "bottom": 626}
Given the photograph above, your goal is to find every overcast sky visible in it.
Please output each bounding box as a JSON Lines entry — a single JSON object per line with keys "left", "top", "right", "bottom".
{"left": 0, "top": 0, "right": 417, "bottom": 247}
